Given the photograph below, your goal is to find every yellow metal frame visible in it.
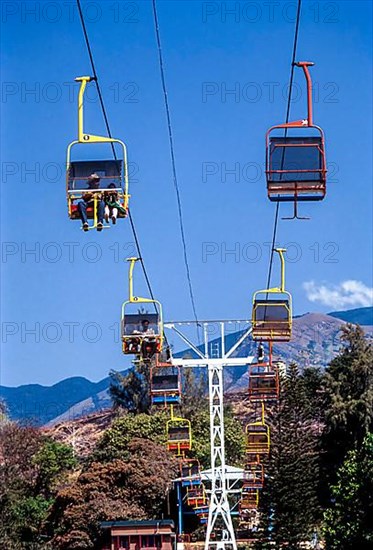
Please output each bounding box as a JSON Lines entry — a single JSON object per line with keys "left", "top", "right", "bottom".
{"left": 245, "top": 402, "right": 270, "bottom": 455}
{"left": 166, "top": 404, "right": 192, "bottom": 456}
{"left": 66, "top": 76, "right": 130, "bottom": 229}
{"left": 251, "top": 248, "right": 292, "bottom": 338}
{"left": 121, "top": 258, "right": 164, "bottom": 354}
{"left": 253, "top": 247, "right": 290, "bottom": 297}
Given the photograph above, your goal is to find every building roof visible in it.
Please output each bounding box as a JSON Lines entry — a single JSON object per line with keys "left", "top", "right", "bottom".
{"left": 201, "top": 465, "right": 244, "bottom": 482}
{"left": 100, "top": 520, "right": 175, "bottom": 530}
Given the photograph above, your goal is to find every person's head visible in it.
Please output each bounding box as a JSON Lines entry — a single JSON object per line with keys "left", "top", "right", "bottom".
{"left": 108, "top": 183, "right": 116, "bottom": 189}
{"left": 141, "top": 319, "right": 150, "bottom": 328}
{"left": 87, "top": 173, "right": 100, "bottom": 188}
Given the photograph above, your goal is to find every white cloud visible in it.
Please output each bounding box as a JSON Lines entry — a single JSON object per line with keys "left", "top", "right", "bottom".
{"left": 303, "top": 280, "right": 373, "bottom": 310}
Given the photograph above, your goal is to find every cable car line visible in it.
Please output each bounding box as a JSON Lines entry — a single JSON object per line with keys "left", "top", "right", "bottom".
{"left": 75, "top": 0, "right": 162, "bottom": 322}
{"left": 127, "top": 213, "right": 158, "bottom": 307}
{"left": 151, "top": 0, "right": 201, "bottom": 339}
{"left": 265, "top": 0, "right": 302, "bottom": 290}
{"left": 72, "top": 0, "right": 325, "bottom": 539}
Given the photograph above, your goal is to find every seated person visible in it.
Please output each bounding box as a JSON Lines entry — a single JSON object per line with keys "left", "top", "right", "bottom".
{"left": 133, "top": 319, "right": 155, "bottom": 336}
{"left": 127, "top": 337, "right": 140, "bottom": 354}
{"left": 103, "top": 183, "right": 127, "bottom": 224}
{"left": 141, "top": 339, "right": 158, "bottom": 360}
{"left": 78, "top": 173, "right": 105, "bottom": 232}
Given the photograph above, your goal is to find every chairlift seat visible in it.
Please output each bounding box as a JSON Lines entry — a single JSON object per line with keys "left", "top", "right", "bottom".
{"left": 267, "top": 135, "right": 326, "bottom": 201}
{"left": 151, "top": 368, "right": 181, "bottom": 403}
{"left": 252, "top": 298, "right": 291, "bottom": 341}
{"left": 167, "top": 422, "right": 191, "bottom": 454}
{"left": 248, "top": 364, "right": 279, "bottom": 401}
{"left": 67, "top": 160, "right": 128, "bottom": 220}
{"left": 246, "top": 424, "right": 270, "bottom": 455}
{"left": 122, "top": 313, "right": 162, "bottom": 356}
{"left": 67, "top": 160, "right": 123, "bottom": 190}
{"left": 180, "top": 460, "right": 202, "bottom": 487}
{"left": 168, "top": 426, "right": 191, "bottom": 442}
{"left": 151, "top": 372, "right": 180, "bottom": 392}
{"left": 186, "top": 487, "right": 207, "bottom": 508}
{"left": 239, "top": 489, "right": 259, "bottom": 510}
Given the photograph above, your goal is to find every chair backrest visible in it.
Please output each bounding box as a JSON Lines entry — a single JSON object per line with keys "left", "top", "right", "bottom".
{"left": 253, "top": 299, "right": 290, "bottom": 322}
{"left": 151, "top": 372, "right": 179, "bottom": 392}
{"left": 268, "top": 136, "right": 325, "bottom": 183}
{"left": 168, "top": 426, "right": 190, "bottom": 442}
{"left": 67, "top": 160, "right": 123, "bottom": 191}
{"left": 122, "top": 313, "right": 160, "bottom": 336}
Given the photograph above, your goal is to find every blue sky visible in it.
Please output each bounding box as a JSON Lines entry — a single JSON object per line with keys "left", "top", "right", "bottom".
{"left": 1, "top": 0, "right": 372, "bottom": 387}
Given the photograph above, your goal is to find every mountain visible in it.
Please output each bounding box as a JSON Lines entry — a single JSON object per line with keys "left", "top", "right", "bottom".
{"left": 328, "top": 306, "right": 373, "bottom": 326}
{"left": 1, "top": 308, "right": 372, "bottom": 426}
{"left": 47, "top": 388, "right": 113, "bottom": 427}
{"left": 0, "top": 374, "right": 123, "bottom": 426}
{"left": 227, "top": 312, "right": 372, "bottom": 391}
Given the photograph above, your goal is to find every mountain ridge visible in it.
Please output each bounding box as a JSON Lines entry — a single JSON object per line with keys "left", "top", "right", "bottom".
{"left": 1, "top": 307, "right": 372, "bottom": 425}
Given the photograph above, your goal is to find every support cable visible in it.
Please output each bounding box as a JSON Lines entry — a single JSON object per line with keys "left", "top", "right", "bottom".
{"left": 266, "top": 0, "right": 302, "bottom": 289}
{"left": 151, "top": 0, "right": 200, "bottom": 337}
{"left": 76, "top": 0, "right": 163, "bottom": 327}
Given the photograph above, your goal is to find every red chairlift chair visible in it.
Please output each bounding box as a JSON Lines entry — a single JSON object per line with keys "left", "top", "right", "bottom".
{"left": 266, "top": 62, "right": 327, "bottom": 219}
{"left": 248, "top": 342, "right": 280, "bottom": 401}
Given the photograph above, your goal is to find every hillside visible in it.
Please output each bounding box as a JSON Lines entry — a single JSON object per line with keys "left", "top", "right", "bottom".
{"left": 1, "top": 308, "right": 372, "bottom": 426}
{"left": 44, "top": 409, "right": 115, "bottom": 458}
{"left": 328, "top": 306, "right": 373, "bottom": 325}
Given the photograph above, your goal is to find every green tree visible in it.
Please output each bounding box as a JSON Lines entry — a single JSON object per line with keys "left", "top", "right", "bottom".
{"left": 323, "top": 433, "right": 373, "bottom": 550}
{"left": 92, "top": 410, "right": 168, "bottom": 463}
{"left": 180, "top": 368, "right": 208, "bottom": 417}
{"left": 301, "top": 366, "right": 325, "bottom": 421}
{"left": 322, "top": 324, "right": 373, "bottom": 489}
{"left": 256, "top": 363, "right": 321, "bottom": 549}
{"left": 0, "top": 423, "right": 76, "bottom": 548}
{"left": 191, "top": 407, "right": 245, "bottom": 469}
{"left": 33, "top": 439, "right": 77, "bottom": 496}
{"left": 47, "top": 438, "right": 177, "bottom": 549}
{"left": 11, "top": 495, "right": 53, "bottom": 544}
{"left": 109, "top": 363, "right": 151, "bottom": 414}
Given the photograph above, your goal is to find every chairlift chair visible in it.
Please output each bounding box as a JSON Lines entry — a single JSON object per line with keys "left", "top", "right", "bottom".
{"left": 121, "top": 258, "right": 163, "bottom": 359}
{"left": 251, "top": 249, "right": 292, "bottom": 342}
{"left": 246, "top": 403, "right": 270, "bottom": 455}
{"left": 196, "top": 510, "right": 209, "bottom": 525}
{"left": 166, "top": 406, "right": 192, "bottom": 456}
{"left": 246, "top": 424, "right": 270, "bottom": 455}
{"left": 266, "top": 62, "right": 327, "bottom": 219}
{"left": 248, "top": 342, "right": 279, "bottom": 401}
{"left": 239, "top": 488, "right": 259, "bottom": 511}
{"left": 249, "top": 368, "right": 279, "bottom": 401}
{"left": 66, "top": 76, "right": 129, "bottom": 230}
{"left": 186, "top": 487, "right": 207, "bottom": 508}
{"left": 150, "top": 364, "right": 181, "bottom": 406}
{"left": 180, "top": 459, "right": 202, "bottom": 487}
{"left": 243, "top": 462, "right": 265, "bottom": 489}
